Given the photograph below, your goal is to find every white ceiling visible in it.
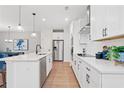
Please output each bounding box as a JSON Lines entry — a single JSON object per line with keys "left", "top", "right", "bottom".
{"left": 0, "top": 5, "right": 87, "bottom": 32}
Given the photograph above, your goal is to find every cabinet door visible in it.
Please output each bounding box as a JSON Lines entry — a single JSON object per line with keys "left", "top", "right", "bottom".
{"left": 118, "top": 6, "right": 124, "bottom": 36}
{"left": 84, "top": 64, "right": 101, "bottom": 88}
{"left": 47, "top": 54, "right": 52, "bottom": 75}
{"left": 46, "top": 55, "right": 50, "bottom": 76}
{"left": 79, "top": 60, "right": 87, "bottom": 88}
{"left": 105, "top": 6, "right": 121, "bottom": 37}
{"left": 74, "top": 57, "right": 101, "bottom": 88}
{"left": 91, "top": 5, "right": 124, "bottom": 40}
{"left": 49, "top": 54, "right": 53, "bottom": 71}
{"left": 91, "top": 5, "right": 106, "bottom": 40}
{"left": 72, "top": 56, "right": 78, "bottom": 79}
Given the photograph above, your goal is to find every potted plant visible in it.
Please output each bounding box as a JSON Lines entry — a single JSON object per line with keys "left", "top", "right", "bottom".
{"left": 106, "top": 46, "right": 119, "bottom": 60}
{"left": 106, "top": 46, "right": 124, "bottom": 64}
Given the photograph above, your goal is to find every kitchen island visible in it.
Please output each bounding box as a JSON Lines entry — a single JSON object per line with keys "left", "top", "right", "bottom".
{"left": 3, "top": 53, "right": 52, "bottom": 88}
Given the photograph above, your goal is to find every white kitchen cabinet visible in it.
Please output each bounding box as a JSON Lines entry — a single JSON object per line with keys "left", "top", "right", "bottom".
{"left": 102, "top": 74, "right": 124, "bottom": 88}
{"left": 83, "top": 64, "right": 101, "bottom": 88}
{"left": 7, "top": 62, "right": 39, "bottom": 88}
{"left": 72, "top": 55, "right": 124, "bottom": 88}
{"left": 6, "top": 54, "right": 47, "bottom": 88}
{"left": 77, "top": 59, "right": 86, "bottom": 87}
{"left": 79, "top": 59, "right": 101, "bottom": 88}
{"left": 90, "top": 5, "right": 105, "bottom": 40}
{"left": 91, "top": 5, "right": 124, "bottom": 40}
{"left": 104, "top": 6, "right": 121, "bottom": 38}
{"left": 46, "top": 53, "right": 53, "bottom": 76}
{"left": 72, "top": 56, "right": 101, "bottom": 88}
{"left": 72, "top": 56, "right": 79, "bottom": 79}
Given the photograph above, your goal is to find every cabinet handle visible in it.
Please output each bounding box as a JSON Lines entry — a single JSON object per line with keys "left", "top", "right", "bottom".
{"left": 86, "top": 74, "right": 90, "bottom": 84}
{"left": 104, "top": 28, "right": 108, "bottom": 36}
{"left": 86, "top": 67, "right": 91, "bottom": 71}
{"left": 102, "top": 28, "right": 105, "bottom": 37}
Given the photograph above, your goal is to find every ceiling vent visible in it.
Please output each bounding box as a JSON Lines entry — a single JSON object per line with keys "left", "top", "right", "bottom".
{"left": 53, "top": 29, "right": 64, "bottom": 33}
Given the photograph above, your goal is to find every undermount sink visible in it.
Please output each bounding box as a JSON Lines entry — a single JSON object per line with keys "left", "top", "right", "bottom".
{"left": 38, "top": 53, "right": 46, "bottom": 55}
{"left": 81, "top": 55, "right": 95, "bottom": 57}
{"left": 77, "top": 54, "right": 95, "bottom": 57}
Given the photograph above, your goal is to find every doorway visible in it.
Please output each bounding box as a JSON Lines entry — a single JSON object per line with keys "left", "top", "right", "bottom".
{"left": 53, "top": 40, "right": 64, "bottom": 62}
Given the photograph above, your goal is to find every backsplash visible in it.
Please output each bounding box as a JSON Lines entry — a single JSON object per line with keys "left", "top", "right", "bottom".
{"left": 85, "top": 38, "right": 124, "bottom": 56}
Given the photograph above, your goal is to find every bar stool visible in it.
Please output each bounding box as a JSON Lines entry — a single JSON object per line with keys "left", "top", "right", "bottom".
{"left": 0, "top": 61, "right": 6, "bottom": 87}
{"left": 0, "top": 54, "right": 7, "bottom": 88}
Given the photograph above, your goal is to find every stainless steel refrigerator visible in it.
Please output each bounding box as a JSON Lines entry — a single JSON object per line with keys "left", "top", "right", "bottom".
{"left": 53, "top": 40, "right": 64, "bottom": 61}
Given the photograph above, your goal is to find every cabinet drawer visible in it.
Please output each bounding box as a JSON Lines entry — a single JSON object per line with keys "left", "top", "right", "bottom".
{"left": 84, "top": 64, "right": 101, "bottom": 87}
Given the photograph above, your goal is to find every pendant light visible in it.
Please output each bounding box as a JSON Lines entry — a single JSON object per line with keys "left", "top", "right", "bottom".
{"left": 31, "top": 13, "right": 37, "bottom": 37}
{"left": 64, "top": 6, "right": 69, "bottom": 22}
{"left": 8, "top": 26, "right": 13, "bottom": 43}
{"left": 5, "top": 26, "right": 13, "bottom": 43}
{"left": 4, "top": 27, "right": 9, "bottom": 42}
{"left": 17, "top": 5, "right": 24, "bottom": 32}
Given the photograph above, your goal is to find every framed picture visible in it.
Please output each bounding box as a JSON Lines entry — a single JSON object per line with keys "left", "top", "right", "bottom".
{"left": 13, "top": 39, "right": 28, "bottom": 51}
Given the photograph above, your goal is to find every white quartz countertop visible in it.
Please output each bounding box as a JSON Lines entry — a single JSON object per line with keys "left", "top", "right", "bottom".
{"left": 75, "top": 55, "right": 124, "bottom": 74}
{"left": 1, "top": 52, "right": 51, "bottom": 62}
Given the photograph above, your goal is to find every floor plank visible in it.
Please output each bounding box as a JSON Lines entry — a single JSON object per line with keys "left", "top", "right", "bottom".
{"left": 43, "top": 62, "right": 80, "bottom": 88}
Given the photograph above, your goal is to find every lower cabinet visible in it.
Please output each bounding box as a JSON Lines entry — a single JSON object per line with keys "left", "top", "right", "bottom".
{"left": 72, "top": 56, "right": 124, "bottom": 88}
{"left": 72, "top": 56, "right": 101, "bottom": 88}
{"left": 83, "top": 64, "right": 101, "bottom": 88}
{"left": 46, "top": 53, "right": 53, "bottom": 76}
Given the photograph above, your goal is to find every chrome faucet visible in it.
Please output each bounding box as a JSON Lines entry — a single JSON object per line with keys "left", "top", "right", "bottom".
{"left": 82, "top": 48, "right": 86, "bottom": 56}
{"left": 36, "top": 44, "right": 41, "bottom": 54}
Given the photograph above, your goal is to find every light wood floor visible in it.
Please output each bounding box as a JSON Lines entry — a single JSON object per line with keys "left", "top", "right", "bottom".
{"left": 0, "top": 74, "right": 3, "bottom": 87}
{"left": 43, "top": 62, "right": 80, "bottom": 88}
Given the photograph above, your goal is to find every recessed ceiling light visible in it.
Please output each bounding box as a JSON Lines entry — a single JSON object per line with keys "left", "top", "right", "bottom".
{"left": 65, "top": 18, "right": 69, "bottom": 22}
{"left": 42, "top": 18, "right": 46, "bottom": 22}
{"left": 65, "top": 6, "right": 69, "bottom": 11}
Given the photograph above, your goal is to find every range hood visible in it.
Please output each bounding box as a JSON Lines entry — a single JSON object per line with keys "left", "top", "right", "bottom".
{"left": 79, "top": 23, "right": 90, "bottom": 34}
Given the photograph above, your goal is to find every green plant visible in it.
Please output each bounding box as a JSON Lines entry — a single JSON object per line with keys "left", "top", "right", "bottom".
{"left": 106, "top": 46, "right": 120, "bottom": 60}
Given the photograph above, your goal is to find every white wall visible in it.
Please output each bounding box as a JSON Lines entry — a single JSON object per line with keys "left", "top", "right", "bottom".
{"left": 40, "top": 28, "right": 52, "bottom": 53}
{"left": 41, "top": 26, "right": 71, "bottom": 62}
{"left": 0, "top": 31, "right": 41, "bottom": 53}
{"left": 73, "top": 20, "right": 81, "bottom": 54}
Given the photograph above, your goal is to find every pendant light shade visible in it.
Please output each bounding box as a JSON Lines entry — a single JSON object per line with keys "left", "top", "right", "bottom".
{"left": 17, "top": 5, "right": 24, "bottom": 32}
{"left": 8, "top": 26, "right": 13, "bottom": 43}
{"left": 4, "top": 26, "right": 9, "bottom": 42}
{"left": 5, "top": 26, "right": 13, "bottom": 43}
{"left": 31, "top": 13, "right": 37, "bottom": 37}
{"left": 31, "top": 32, "right": 37, "bottom": 37}
{"left": 4, "top": 39, "right": 8, "bottom": 42}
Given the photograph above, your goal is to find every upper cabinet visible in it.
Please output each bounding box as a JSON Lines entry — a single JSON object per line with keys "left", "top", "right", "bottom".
{"left": 91, "top": 5, "right": 124, "bottom": 41}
